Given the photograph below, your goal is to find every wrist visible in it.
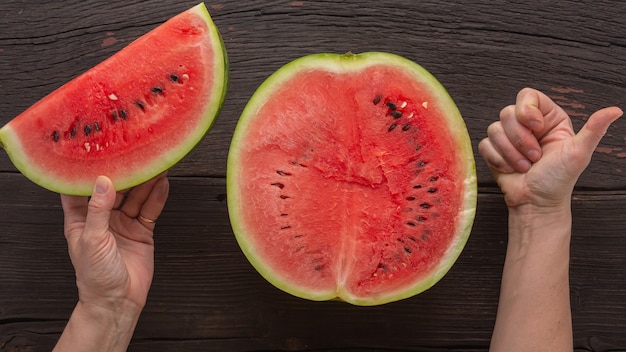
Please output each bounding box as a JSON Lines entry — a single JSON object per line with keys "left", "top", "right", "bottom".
{"left": 506, "top": 200, "right": 572, "bottom": 261}
{"left": 508, "top": 199, "right": 572, "bottom": 232}
{"left": 53, "top": 299, "right": 142, "bottom": 352}
{"left": 77, "top": 298, "right": 143, "bottom": 331}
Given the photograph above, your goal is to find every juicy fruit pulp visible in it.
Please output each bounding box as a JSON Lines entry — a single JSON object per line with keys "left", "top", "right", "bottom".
{"left": 0, "top": 3, "right": 227, "bottom": 195}
{"left": 228, "top": 52, "right": 476, "bottom": 305}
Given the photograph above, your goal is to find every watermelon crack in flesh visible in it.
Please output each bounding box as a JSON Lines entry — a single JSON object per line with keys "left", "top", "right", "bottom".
{"left": 0, "top": 2, "right": 228, "bottom": 195}
{"left": 227, "top": 52, "right": 477, "bottom": 306}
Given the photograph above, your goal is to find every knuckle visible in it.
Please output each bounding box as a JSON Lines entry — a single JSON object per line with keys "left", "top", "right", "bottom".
{"left": 499, "top": 105, "right": 516, "bottom": 122}
{"left": 486, "top": 121, "right": 502, "bottom": 138}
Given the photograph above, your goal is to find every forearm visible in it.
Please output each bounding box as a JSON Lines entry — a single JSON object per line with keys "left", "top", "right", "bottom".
{"left": 490, "top": 203, "right": 573, "bottom": 352}
{"left": 53, "top": 300, "right": 142, "bottom": 352}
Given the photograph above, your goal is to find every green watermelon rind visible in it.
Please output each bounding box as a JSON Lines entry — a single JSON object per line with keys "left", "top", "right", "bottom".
{"left": 227, "top": 52, "right": 477, "bottom": 305}
{"left": 0, "top": 3, "right": 228, "bottom": 195}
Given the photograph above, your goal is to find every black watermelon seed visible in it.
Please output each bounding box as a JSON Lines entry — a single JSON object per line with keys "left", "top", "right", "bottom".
{"left": 93, "top": 122, "right": 100, "bottom": 131}
{"left": 428, "top": 188, "right": 437, "bottom": 193}
{"left": 281, "top": 225, "right": 292, "bottom": 230}
{"left": 388, "top": 123, "right": 397, "bottom": 132}
{"left": 135, "top": 100, "right": 145, "bottom": 111}
{"left": 391, "top": 111, "right": 403, "bottom": 118}
{"left": 386, "top": 102, "right": 397, "bottom": 110}
{"left": 53, "top": 131, "right": 59, "bottom": 142}
{"left": 406, "top": 221, "right": 416, "bottom": 227}
{"left": 373, "top": 95, "right": 382, "bottom": 105}
{"left": 420, "top": 203, "right": 431, "bottom": 209}
{"left": 402, "top": 124, "right": 411, "bottom": 131}
{"left": 70, "top": 128, "right": 77, "bottom": 138}
{"left": 119, "top": 109, "right": 128, "bottom": 120}
{"left": 404, "top": 247, "right": 412, "bottom": 254}
{"left": 417, "top": 216, "right": 427, "bottom": 222}
{"left": 280, "top": 213, "right": 289, "bottom": 217}
{"left": 290, "top": 160, "right": 308, "bottom": 167}
{"left": 84, "top": 125, "right": 92, "bottom": 136}
{"left": 271, "top": 182, "right": 285, "bottom": 189}
{"left": 112, "top": 110, "right": 119, "bottom": 121}
{"left": 277, "top": 170, "right": 292, "bottom": 176}
{"left": 169, "top": 74, "right": 179, "bottom": 82}
{"left": 152, "top": 86, "right": 164, "bottom": 94}
{"left": 280, "top": 195, "right": 290, "bottom": 199}
{"left": 413, "top": 185, "right": 422, "bottom": 189}
{"left": 418, "top": 161, "right": 426, "bottom": 167}
{"left": 406, "top": 196, "right": 416, "bottom": 201}
{"left": 430, "top": 176, "right": 438, "bottom": 182}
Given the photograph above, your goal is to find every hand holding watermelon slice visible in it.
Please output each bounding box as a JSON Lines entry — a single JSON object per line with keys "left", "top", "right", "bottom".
{"left": 479, "top": 87, "right": 622, "bottom": 351}
{"left": 0, "top": 2, "right": 224, "bottom": 350}
{"left": 54, "top": 173, "right": 169, "bottom": 351}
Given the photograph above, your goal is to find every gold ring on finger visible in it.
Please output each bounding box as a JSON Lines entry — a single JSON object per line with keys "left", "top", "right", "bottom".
{"left": 138, "top": 214, "right": 156, "bottom": 224}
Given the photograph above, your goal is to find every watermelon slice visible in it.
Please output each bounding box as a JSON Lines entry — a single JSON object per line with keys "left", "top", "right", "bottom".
{"left": 0, "top": 3, "right": 227, "bottom": 195}
{"left": 227, "top": 52, "right": 476, "bottom": 305}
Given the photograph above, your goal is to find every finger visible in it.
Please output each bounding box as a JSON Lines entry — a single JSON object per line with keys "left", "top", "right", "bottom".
{"left": 500, "top": 104, "right": 542, "bottom": 163}
{"left": 478, "top": 137, "right": 516, "bottom": 175}
{"left": 515, "top": 87, "right": 570, "bottom": 138}
{"left": 574, "top": 106, "right": 623, "bottom": 156}
{"left": 83, "top": 176, "right": 117, "bottom": 241}
{"left": 113, "top": 189, "right": 131, "bottom": 210}
{"left": 137, "top": 176, "right": 170, "bottom": 230}
{"left": 486, "top": 120, "right": 532, "bottom": 173}
{"left": 61, "top": 195, "right": 88, "bottom": 228}
{"left": 60, "top": 194, "right": 89, "bottom": 242}
{"left": 118, "top": 172, "right": 167, "bottom": 219}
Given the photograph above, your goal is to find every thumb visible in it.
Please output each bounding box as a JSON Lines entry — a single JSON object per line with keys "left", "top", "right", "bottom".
{"left": 84, "top": 176, "right": 116, "bottom": 238}
{"left": 575, "top": 106, "right": 623, "bottom": 153}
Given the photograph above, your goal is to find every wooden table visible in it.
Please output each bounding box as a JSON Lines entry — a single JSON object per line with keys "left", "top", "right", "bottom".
{"left": 1, "top": 1, "right": 626, "bottom": 351}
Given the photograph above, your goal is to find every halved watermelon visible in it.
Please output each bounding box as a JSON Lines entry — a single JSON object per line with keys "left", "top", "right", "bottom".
{"left": 227, "top": 52, "right": 476, "bottom": 306}
{"left": 0, "top": 3, "right": 227, "bottom": 195}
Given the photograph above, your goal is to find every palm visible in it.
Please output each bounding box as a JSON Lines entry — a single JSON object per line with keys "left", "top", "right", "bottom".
{"left": 61, "top": 175, "right": 168, "bottom": 310}
{"left": 95, "top": 213, "right": 154, "bottom": 305}
{"left": 495, "top": 122, "right": 580, "bottom": 209}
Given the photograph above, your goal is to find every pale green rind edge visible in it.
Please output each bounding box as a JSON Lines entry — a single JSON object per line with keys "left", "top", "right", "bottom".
{"left": 227, "top": 52, "right": 477, "bottom": 305}
{"left": 0, "top": 2, "right": 228, "bottom": 196}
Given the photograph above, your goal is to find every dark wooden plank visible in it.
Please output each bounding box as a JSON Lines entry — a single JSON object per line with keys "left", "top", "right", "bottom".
{"left": 570, "top": 193, "right": 626, "bottom": 350}
{"left": 1, "top": 1, "right": 626, "bottom": 186}
{"left": 2, "top": 174, "right": 626, "bottom": 351}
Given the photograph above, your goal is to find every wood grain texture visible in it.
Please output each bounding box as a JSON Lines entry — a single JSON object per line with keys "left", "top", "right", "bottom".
{"left": 1, "top": 0, "right": 626, "bottom": 351}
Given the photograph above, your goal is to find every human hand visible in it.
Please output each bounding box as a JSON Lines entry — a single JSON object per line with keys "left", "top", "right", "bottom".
{"left": 60, "top": 173, "right": 169, "bottom": 316}
{"left": 479, "top": 88, "right": 622, "bottom": 210}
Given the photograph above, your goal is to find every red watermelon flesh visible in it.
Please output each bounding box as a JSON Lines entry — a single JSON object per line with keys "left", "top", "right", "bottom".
{"left": 0, "top": 3, "right": 227, "bottom": 195}
{"left": 227, "top": 53, "right": 476, "bottom": 306}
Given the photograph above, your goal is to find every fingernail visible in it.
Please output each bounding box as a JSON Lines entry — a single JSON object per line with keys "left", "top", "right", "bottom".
{"left": 517, "top": 159, "right": 531, "bottom": 172}
{"left": 527, "top": 149, "right": 540, "bottom": 162}
{"left": 95, "top": 176, "right": 109, "bottom": 194}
